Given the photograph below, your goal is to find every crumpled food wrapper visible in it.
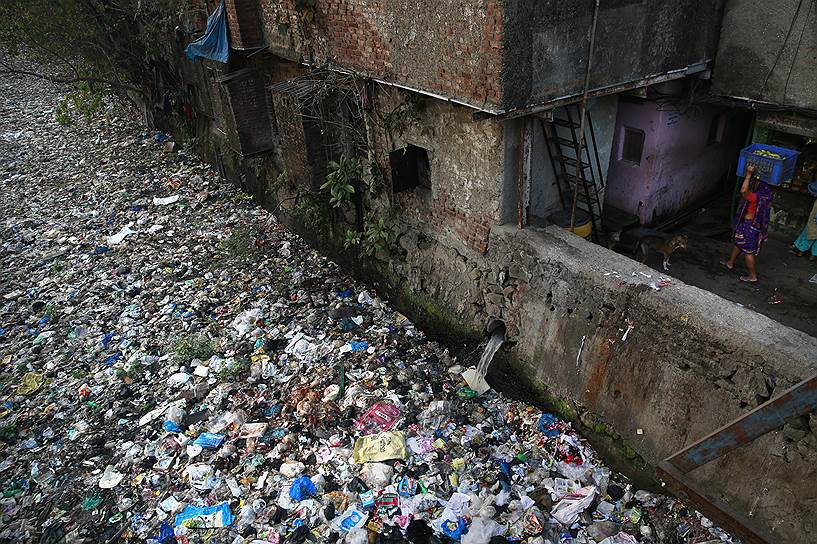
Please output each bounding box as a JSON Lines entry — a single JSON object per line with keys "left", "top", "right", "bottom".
{"left": 16, "top": 372, "right": 44, "bottom": 396}
{"left": 353, "top": 431, "right": 407, "bottom": 463}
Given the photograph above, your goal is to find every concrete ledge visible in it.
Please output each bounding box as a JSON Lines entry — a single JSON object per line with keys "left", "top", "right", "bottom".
{"left": 479, "top": 224, "right": 817, "bottom": 541}
{"left": 520, "top": 225, "right": 817, "bottom": 378}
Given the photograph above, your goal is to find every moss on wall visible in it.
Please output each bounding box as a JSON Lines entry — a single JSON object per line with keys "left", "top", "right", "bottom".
{"left": 499, "top": 356, "right": 656, "bottom": 489}
{"left": 394, "top": 285, "right": 482, "bottom": 348}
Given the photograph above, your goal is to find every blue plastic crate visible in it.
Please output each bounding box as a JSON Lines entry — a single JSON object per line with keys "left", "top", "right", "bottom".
{"left": 736, "top": 143, "right": 800, "bottom": 186}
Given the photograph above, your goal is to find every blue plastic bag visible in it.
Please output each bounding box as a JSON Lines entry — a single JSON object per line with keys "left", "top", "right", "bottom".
{"left": 398, "top": 475, "right": 417, "bottom": 497}
{"left": 101, "top": 332, "right": 115, "bottom": 348}
{"left": 538, "top": 413, "right": 561, "bottom": 438}
{"left": 336, "top": 289, "right": 354, "bottom": 299}
{"left": 289, "top": 476, "right": 317, "bottom": 501}
{"left": 155, "top": 521, "right": 175, "bottom": 543}
{"left": 162, "top": 420, "right": 182, "bottom": 433}
{"left": 184, "top": 2, "right": 229, "bottom": 63}
{"left": 174, "top": 502, "right": 233, "bottom": 527}
{"left": 334, "top": 508, "right": 368, "bottom": 532}
{"left": 441, "top": 517, "right": 468, "bottom": 540}
{"left": 104, "top": 351, "right": 122, "bottom": 366}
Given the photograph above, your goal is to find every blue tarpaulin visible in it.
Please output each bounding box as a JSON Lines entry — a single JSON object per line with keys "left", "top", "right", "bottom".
{"left": 185, "top": 2, "right": 229, "bottom": 63}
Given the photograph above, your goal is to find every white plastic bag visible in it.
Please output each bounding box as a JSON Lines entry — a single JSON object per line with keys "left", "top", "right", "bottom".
{"left": 107, "top": 224, "right": 136, "bottom": 245}
{"left": 599, "top": 533, "right": 638, "bottom": 544}
{"left": 551, "top": 485, "right": 596, "bottom": 525}
{"left": 461, "top": 517, "right": 505, "bottom": 544}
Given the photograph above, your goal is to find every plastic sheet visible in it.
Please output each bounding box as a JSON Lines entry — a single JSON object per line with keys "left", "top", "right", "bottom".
{"left": 184, "top": 1, "right": 229, "bottom": 63}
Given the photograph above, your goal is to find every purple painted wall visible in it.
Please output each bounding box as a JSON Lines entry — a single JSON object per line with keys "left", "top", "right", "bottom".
{"left": 604, "top": 96, "right": 750, "bottom": 225}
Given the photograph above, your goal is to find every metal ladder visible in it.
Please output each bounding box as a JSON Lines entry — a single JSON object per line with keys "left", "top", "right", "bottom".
{"left": 543, "top": 105, "right": 605, "bottom": 242}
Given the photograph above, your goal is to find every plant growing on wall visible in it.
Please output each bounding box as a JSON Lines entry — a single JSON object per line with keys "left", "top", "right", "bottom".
{"left": 361, "top": 215, "right": 393, "bottom": 256}
{"left": 321, "top": 155, "right": 362, "bottom": 208}
{"left": 343, "top": 229, "right": 361, "bottom": 249}
{"left": 294, "top": 188, "right": 329, "bottom": 230}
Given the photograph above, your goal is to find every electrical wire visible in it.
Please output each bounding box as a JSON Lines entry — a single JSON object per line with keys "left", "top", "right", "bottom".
{"left": 760, "top": 0, "right": 805, "bottom": 98}
{"left": 783, "top": 0, "right": 815, "bottom": 101}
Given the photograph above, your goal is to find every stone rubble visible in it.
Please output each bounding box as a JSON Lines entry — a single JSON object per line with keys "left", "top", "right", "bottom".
{"left": 0, "top": 74, "right": 738, "bottom": 544}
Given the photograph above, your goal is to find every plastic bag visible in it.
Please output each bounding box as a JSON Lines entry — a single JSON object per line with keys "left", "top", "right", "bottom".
{"left": 185, "top": 463, "right": 218, "bottom": 490}
{"left": 332, "top": 507, "right": 369, "bottom": 532}
{"left": 345, "top": 528, "right": 368, "bottom": 544}
{"left": 599, "top": 533, "right": 638, "bottom": 544}
{"left": 193, "top": 432, "right": 225, "bottom": 449}
{"left": 184, "top": 0, "right": 229, "bottom": 63}
{"left": 16, "top": 372, "right": 44, "bottom": 395}
{"left": 352, "top": 431, "right": 407, "bottom": 463}
{"left": 354, "top": 402, "right": 402, "bottom": 435}
{"left": 174, "top": 501, "right": 233, "bottom": 528}
{"left": 538, "top": 413, "right": 561, "bottom": 438}
{"left": 551, "top": 486, "right": 596, "bottom": 525}
{"left": 359, "top": 462, "right": 394, "bottom": 490}
{"left": 98, "top": 465, "right": 124, "bottom": 489}
{"left": 289, "top": 476, "right": 317, "bottom": 501}
{"left": 107, "top": 224, "right": 137, "bottom": 245}
{"left": 462, "top": 517, "right": 505, "bottom": 544}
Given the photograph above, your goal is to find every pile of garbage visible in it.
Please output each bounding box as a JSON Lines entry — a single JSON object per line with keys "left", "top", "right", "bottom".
{"left": 0, "top": 75, "right": 738, "bottom": 543}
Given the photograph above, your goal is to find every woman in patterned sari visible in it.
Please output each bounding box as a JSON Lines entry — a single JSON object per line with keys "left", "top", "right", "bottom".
{"left": 722, "top": 165, "right": 773, "bottom": 282}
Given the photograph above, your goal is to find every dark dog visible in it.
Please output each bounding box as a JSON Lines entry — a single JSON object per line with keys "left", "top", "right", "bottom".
{"left": 639, "top": 234, "right": 688, "bottom": 270}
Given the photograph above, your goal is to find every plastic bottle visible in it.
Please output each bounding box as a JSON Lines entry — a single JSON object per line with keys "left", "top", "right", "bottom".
{"left": 235, "top": 503, "right": 255, "bottom": 533}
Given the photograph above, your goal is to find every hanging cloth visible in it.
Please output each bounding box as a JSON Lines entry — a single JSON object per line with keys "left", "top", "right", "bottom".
{"left": 185, "top": 1, "right": 229, "bottom": 63}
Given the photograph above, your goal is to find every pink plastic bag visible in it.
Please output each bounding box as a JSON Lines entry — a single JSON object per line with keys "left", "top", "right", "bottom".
{"left": 354, "top": 402, "right": 402, "bottom": 435}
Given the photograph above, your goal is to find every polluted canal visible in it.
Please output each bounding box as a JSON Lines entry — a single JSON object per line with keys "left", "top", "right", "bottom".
{"left": 0, "top": 75, "right": 737, "bottom": 543}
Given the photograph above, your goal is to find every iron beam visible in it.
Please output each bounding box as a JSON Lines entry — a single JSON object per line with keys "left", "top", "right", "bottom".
{"left": 657, "top": 462, "right": 773, "bottom": 544}
{"left": 666, "top": 372, "right": 817, "bottom": 473}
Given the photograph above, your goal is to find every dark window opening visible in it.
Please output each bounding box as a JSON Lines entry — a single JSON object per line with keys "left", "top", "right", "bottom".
{"left": 389, "top": 145, "right": 431, "bottom": 193}
{"left": 707, "top": 113, "right": 725, "bottom": 145}
{"left": 621, "top": 127, "right": 645, "bottom": 165}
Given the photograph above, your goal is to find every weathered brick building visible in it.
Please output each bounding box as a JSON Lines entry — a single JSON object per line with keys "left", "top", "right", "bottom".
{"left": 167, "top": 1, "right": 817, "bottom": 541}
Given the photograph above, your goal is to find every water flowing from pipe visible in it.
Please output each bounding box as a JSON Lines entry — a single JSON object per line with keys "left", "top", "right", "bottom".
{"left": 475, "top": 328, "right": 504, "bottom": 382}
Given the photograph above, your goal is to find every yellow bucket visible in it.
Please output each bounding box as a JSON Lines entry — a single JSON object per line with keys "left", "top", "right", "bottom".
{"left": 548, "top": 210, "right": 592, "bottom": 240}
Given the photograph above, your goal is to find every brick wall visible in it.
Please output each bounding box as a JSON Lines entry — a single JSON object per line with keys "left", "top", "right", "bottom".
{"left": 271, "top": 88, "right": 312, "bottom": 187}
{"left": 220, "top": 68, "right": 276, "bottom": 155}
{"left": 368, "top": 87, "right": 503, "bottom": 255}
{"left": 395, "top": 191, "right": 494, "bottom": 254}
{"left": 224, "top": 0, "right": 265, "bottom": 49}
{"left": 258, "top": 0, "right": 503, "bottom": 108}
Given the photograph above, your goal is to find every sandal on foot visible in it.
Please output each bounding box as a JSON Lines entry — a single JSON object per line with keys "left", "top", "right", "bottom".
{"left": 719, "top": 260, "right": 734, "bottom": 270}
{"left": 739, "top": 275, "right": 758, "bottom": 283}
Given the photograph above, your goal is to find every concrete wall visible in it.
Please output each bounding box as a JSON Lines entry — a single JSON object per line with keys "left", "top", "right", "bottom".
{"left": 713, "top": 0, "right": 817, "bottom": 111}
{"left": 391, "top": 221, "right": 817, "bottom": 541}
{"left": 605, "top": 96, "right": 749, "bottom": 224}
{"left": 502, "top": 0, "right": 725, "bottom": 112}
